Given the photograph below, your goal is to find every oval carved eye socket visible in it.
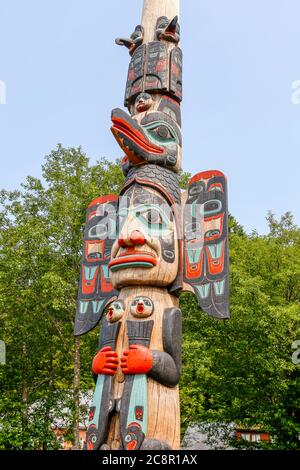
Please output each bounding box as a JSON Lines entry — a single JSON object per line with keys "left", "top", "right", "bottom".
{"left": 150, "top": 125, "right": 174, "bottom": 140}
{"left": 146, "top": 208, "right": 161, "bottom": 224}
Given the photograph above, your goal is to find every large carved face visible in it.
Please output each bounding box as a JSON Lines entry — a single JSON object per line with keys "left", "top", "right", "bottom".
{"left": 109, "top": 185, "right": 179, "bottom": 289}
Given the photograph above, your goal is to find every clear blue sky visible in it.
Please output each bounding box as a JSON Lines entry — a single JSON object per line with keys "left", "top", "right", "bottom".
{"left": 0, "top": 0, "right": 299, "bottom": 234}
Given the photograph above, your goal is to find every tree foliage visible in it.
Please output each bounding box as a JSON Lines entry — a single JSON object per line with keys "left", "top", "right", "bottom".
{"left": 0, "top": 146, "right": 299, "bottom": 449}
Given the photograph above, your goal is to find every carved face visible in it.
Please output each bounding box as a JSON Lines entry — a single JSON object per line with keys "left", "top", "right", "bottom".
{"left": 109, "top": 185, "right": 178, "bottom": 289}
{"left": 130, "top": 297, "right": 154, "bottom": 318}
{"left": 111, "top": 107, "right": 182, "bottom": 174}
{"left": 106, "top": 300, "right": 125, "bottom": 323}
{"left": 134, "top": 93, "right": 154, "bottom": 113}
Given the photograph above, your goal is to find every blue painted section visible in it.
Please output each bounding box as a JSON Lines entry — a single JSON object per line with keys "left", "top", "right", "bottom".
{"left": 214, "top": 279, "right": 225, "bottom": 296}
{"left": 89, "top": 374, "right": 105, "bottom": 427}
{"left": 101, "top": 264, "right": 109, "bottom": 278}
{"left": 196, "top": 284, "right": 210, "bottom": 299}
{"left": 126, "top": 375, "right": 148, "bottom": 434}
{"left": 207, "top": 241, "right": 223, "bottom": 259}
{"left": 84, "top": 266, "right": 97, "bottom": 280}
{"left": 187, "top": 246, "right": 202, "bottom": 264}
{"left": 92, "top": 300, "right": 104, "bottom": 314}
{"left": 80, "top": 301, "right": 89, "bottom": 314}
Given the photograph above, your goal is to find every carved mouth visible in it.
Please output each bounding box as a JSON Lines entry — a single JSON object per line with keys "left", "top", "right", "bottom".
{"left": 111, "top": 112, "right": 163, "bottom": 159}
{"left": 109, "top": 250, "right": 157, "bottom": 272}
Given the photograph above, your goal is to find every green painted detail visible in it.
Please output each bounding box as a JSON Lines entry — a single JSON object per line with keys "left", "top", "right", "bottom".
{"left": 196, "top": 284, "right": 210, "bottom": 299}
{"left": 89, "top": 374, "right": 105, "bottom": 427}
{"left": 110, "top": 262, "right": 154, "bottom": 272}
{"left": 208, "top": 241, "right": 223, "bottom": 259}
{"left": 214, "top": 280, "right": 225, "bottom": 296}
{"left": 204, "top": 200, "right": 222, "bottom": 217}
{"left": 84, "top": 266, "right": 97, "bottom": 281}
{"left": 127, "top": 374, "right": 148, "bottom": 434}
{"left": 80, "top": 301, "right": 89, "bottom": 315}
{"left": 187, "top": 247, "right": 202, "bottom": 264}
{"left": 143, "top": 121, "right": 178, "bottom": 145}
{"left": 92, "top": 300, "right": 104, "bottom": 314}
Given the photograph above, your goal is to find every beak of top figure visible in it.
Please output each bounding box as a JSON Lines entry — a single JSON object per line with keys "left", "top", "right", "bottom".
{"left": 115, "top": 25, "right": 144, "bottom": 55}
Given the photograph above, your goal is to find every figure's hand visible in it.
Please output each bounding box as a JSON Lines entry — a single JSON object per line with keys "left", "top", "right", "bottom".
{"left": 121, "top": 345, "right": 153, "bottom": 375}
{"left": 92, "top": 346, "right": 119, "bottom": 376}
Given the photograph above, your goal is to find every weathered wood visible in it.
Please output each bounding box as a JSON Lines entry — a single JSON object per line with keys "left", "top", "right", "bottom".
{"left": 78, "top": 0, "right": 230, "bottom": 453}
{"left": 141, "top": 0, "right": 180, "bottom": 42}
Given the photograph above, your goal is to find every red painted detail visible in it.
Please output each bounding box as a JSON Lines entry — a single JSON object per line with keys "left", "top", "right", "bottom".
{"left": 135, "top": 406, "right": 144, "bottom": 421}
{"left": 87, "top": 210, "right": 97, "bottom": 221}
{"left": 208, "top": 182, "right": 224, "bottom": 192}
{"left": 118, "top": 230, "right": 145, "bottom": 247}
{"left": 161, "top": 95, "right": 180, "bottom": 108}
{"left": 111, "top": 116, "right": 163, "bottom": 155}
{"left": 109, "top": 254, "right": 157, "bottom": 269}
{"left": 99, "top": 266, "right": 114, "bottom": 293}
{"left": 85, "top": 240, "right": 105, "bottom": 262}
{"left": 189, "top": 170, "right": 226, "bottom": 185}
{"left": 89, "top": 408, "right": 95, "bottom": 421}
{"left": 87, "top": 195, "right": 118, "bottom": 209}
{"left": 204, "top": 214, "right": 224, "bottom": 241}
{"left": 127, "top": 439, "right": 137, "bottom": 451}
{"left": 137, "top": 303, "right": 145, "bottom": 314}
{"left": 121, "top": 155, "right": 129, "bottom": 164}
{"left": 185, "top": 246, "right": 204, "bottom": 280}
{"left": 121, "top": 345, "right": 153, "bottom": 375}
{"left": 206, "top": 241, "right": 226, "bottom": 275}
{"left": 130, "top": 230, "right": 146, "bottom": 245}
{"left": 82, "top": 266, "right": 98, "bottom": 295}
{"left": 156, "top": 58, "right": 167, "bottom": 72}
{"left": 92, "top": 346, "right": 119, "bottom": 376}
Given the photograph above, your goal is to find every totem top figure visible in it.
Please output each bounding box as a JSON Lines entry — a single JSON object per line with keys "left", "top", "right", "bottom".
{"left": 74, "top": 0, "right": 229, "bottom": 451}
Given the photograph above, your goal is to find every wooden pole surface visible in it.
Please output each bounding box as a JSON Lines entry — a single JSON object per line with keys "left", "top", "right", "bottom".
{"left": 141, "top": 0, "right": 180, "bottom": 42}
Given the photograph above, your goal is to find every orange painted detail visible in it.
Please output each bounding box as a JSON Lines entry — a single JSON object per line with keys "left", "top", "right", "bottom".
{"left": 185, "top": 245, "right": 204, "bottom": 280}
{"left": 82, "top": 266, "right": 98, "bottom": 295}
{"left": 92, "top": 346, "right": 119, "bottom": 376}
{"left": 111, "top": 116, "right": 163, "bottom": 155}
{"left": 118, "top": 230, "right": 146, "bottom": 247}
{"left": 121, "top": 345, "right": 153, "bottom": 375}
{"left": 85, "top": 240, "right": 105, "bottom": 262}
{"left": 189, "top": 170, "right": 226, "bottom": 185}
{"left": 109, "top": 254, "right": 157, "bottom": 269}
{"left": 206, "top": 241, "right": 226, "bottom": 275}
{"left": 99, "top": 266, "right": 114, "bottom": 293}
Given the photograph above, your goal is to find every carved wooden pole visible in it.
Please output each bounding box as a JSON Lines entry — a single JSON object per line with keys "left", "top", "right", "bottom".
{"left": 75, "top": 0, "right": 230, "bottom": 452}
{"left": 141, "top": 0, "right": 179, "bottom": 42}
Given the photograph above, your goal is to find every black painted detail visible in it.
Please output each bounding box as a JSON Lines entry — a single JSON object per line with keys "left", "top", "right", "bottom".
{"left": 148, "top": 308, "right": 182, "bottom": 388}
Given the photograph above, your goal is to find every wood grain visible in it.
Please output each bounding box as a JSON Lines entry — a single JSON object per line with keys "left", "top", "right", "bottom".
{"left": 106, "top": 286, "right": 180, "bottom": 450}
{"left": 141, "top": 0, "right": 180, "bottom": 43}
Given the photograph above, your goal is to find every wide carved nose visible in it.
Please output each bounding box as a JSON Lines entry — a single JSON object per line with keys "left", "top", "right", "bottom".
{"left": 118, "top": 230, "right": 145, "bottom": 247}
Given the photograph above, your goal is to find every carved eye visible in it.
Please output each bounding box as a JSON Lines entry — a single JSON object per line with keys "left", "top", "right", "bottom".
{"left": 144, "top": 208, "right": 162, "bottom": 225}
{"left": 149, "top": 125, "right": 174, "bottom": 140}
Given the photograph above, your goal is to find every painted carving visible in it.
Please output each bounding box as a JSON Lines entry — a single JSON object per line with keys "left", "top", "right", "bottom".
{"left": 76, "top": 1, "right": 229, "bottom": 452}
{"left": 183, "top": 170, "right": 229, "bottom": 319}
{"left": 106, "top": 300, "right": 125, "bottom": 323}
{"left": 130, "top": 297, "right": 154, "bottom": 318}
{"left": 75, "top": 196, "right": 119, "bottom": 337}
{"left": 115, "top": 25, "right": 144, "bottom": 56}
{"left": 156, "top": 16, "right": 180, "bottom": 44}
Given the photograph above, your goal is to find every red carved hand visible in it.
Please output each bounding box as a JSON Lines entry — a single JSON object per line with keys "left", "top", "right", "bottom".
{"left": 92, "top": 346, "right": 119, "bottom": 376}
{"left": 121, "top": 345, "right": 153, "bottom": 375}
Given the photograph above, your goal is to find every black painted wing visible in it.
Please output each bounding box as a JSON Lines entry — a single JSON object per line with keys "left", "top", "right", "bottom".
{"left": 183, "top": 170, "right": 230, "bottom": 319}
{"left": 74, "top": 195, "right": 119, "bottom": 336}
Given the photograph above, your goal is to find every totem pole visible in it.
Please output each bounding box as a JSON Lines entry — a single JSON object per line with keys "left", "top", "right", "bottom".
{"left": 74, "top": 0, "right": 229, "bottom": 451}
